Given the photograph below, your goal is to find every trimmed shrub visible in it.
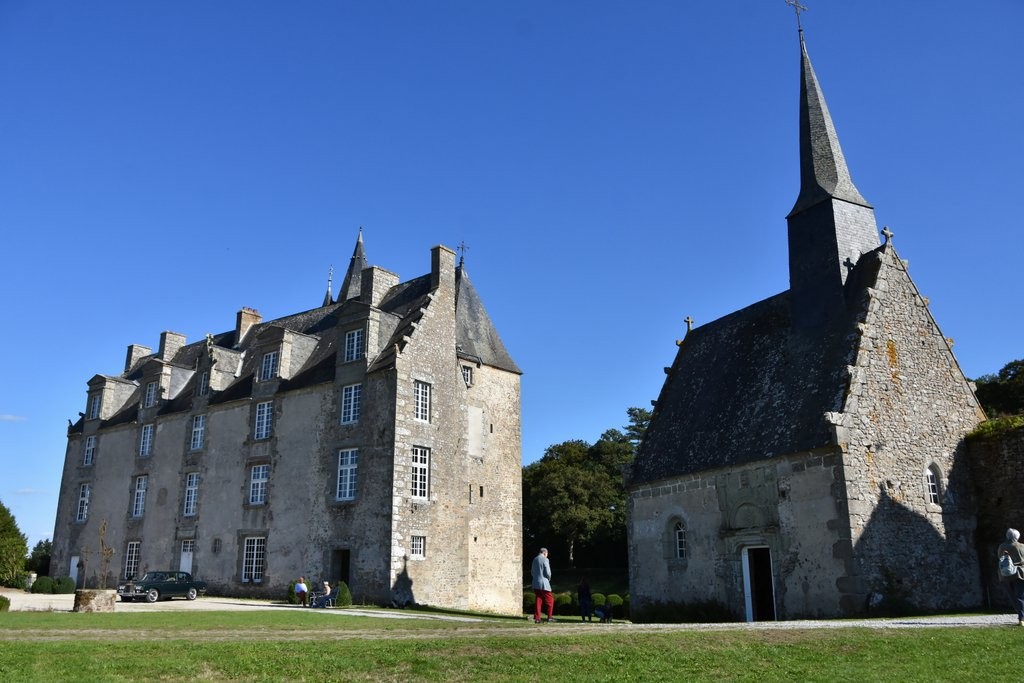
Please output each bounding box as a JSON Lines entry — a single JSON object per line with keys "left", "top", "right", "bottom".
{"left": 606, "top": 593, "right": 623, "bottom": 617}
{"left": 630, "top": 599, "right": 734, "bottom": 624}
{"left": 554, "top": 591, "right": 573, "bottom": 615}
{"left": 336, "top": 581, "right": 353, "bottom": 607}
{"left": 30, "top": 576, "right": 54, "bottom": 594}
{"left": 0, "top": 595, "right": 10, "bottom": 612}
{"left": 287, "top": 582, "right": 299, "bottom": 604}
{"left": 591, "top": 592, "right": 606, "bottom": 607}
{"left": 523, "top": 591, "right": 534, "bottom": 614}
{"left": 54, "top": 577, "right": 76, "bottom": 594}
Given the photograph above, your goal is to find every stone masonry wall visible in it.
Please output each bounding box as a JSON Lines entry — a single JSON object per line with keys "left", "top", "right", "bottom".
{"left": 838, "top": 243, "right": 985, "bottom": 614}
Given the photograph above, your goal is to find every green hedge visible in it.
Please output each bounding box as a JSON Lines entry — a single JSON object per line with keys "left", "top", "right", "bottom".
{"left": 0, "top": 595, "right": 10, "bottom": 612}
{"left": 30, "top": 576, "right": 54, "bottom": 594}
{"left": 336, "top": 581, "right": 353, "bottom": 607}
{"left": 54, "top": 576, "right": 76, "bottom": 594}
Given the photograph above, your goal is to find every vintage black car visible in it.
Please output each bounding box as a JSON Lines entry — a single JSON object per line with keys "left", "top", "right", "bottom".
{"left": 117, "top": 571, "right": 207, "bottom": 602}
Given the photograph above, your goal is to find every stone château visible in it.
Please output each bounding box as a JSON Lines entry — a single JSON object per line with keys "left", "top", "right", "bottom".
{"left": 52, "top": 235, "right": 523, "bottom": 614}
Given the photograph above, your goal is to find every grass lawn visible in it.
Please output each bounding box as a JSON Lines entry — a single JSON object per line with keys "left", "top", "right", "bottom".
{"left": 0, "top": 610, "right": 1018, "bottom": 682}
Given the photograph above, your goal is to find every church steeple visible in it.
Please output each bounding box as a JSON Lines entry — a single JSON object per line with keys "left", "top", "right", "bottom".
{"left": 785, "top": 29, "right": 879, "bottom": 329}
{"left": 338, "top": 228, "right": 368, "bottom": 303}
{"left": 322, "top": 266, "right": 334, "bottom": 307}
{"left": 788, "top": 30, "right": 871, "bottom": 217}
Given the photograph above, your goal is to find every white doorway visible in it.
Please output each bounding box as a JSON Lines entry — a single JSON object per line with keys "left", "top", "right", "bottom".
{"left": 180, "top": 540, "right": 194, "bottom": 575}
{"left": 69, "top": 555, "right": 80, "bottom": 586}
{"left": 741, "top": 546, "right": 776, "bottom": 622}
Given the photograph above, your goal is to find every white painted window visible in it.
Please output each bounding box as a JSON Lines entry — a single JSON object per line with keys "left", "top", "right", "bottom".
{"left": 124, "top": 541, "right": 141, "bottom": 579}
{"left": 340, "top": 383, "right": 361, "bottom": 424}
{"left": 88, "top": 394, "right": 101, "bottom": 420}
{"left": 183, "top": 472, "right": 199, "bottom": 516}
{"left": 190, "top": 415, "right": 206, "bottom": 450}
{"left": 336, "top": 449, "right": 358, "bottom": 501}
{"left": 411, "top": 446, "right": 430, "bottom": 499}
{"left": 674, "top": 521, "right": 687, "bottom": 560}
{"left": 143, "top": 381, "right": 158, "bottom": 408}
{"left": 461, "top": 365, "right": 473, "bottom": 386}
{"left": 254, "top": 402, "right": 273, "bottom": 440}
{"left": 82, "top": 436, "right": 96, "bottom": 466}
{"left": 139, "top": 424, "right": 154, "bottom": 457}
{"left": 76, "top": 483, "right": 91, "bottom": 522}
{"left": 249, "top": 464, "right": 269, "bottom": 505}
{"left": 344, "top": 328, "right": 365, "bottom": 362}
{"left": 132, "top": 475, "right": 148, "bottom": 517}
{"left": 414, "top": 381, "right": 431, "bottom": 422}
{"left": 197, "top": 371, "right": 210, "bottom": 397}
{"left": 259, "top": 351, "right": 279, "bottom": 381}
{"left": 411, "top": 535, "right": 426, "bottom": 559}
{"left": 242, "top": 536, "right": 266, "bottom": 582}
{"left": 925, "top": 465, "right": 941, "bottom": 505}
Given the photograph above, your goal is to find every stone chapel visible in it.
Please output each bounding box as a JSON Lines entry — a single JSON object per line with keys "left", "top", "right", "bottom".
{"left": 627, "top": 29, "right": 986, "bottom": 620}
{"left": 52, "top": 234, "right": 523, "bottom": 614}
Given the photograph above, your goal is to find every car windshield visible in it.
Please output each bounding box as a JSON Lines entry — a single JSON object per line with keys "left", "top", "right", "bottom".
{"left": 139, "top": 572, "right": 166, "bottom": 582}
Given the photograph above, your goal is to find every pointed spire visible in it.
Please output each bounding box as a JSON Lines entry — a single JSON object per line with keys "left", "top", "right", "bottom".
{"left": 322, "top": 265, "right": 334, "bottom": 307}
{"left": 787, "top": 31, "right": 871, "bottom": 217}
{"left": 338, "top": 228, "right": 368, "bottom": 302}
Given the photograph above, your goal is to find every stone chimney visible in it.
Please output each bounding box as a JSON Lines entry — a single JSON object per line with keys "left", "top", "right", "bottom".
{"left": 124, "top": 344, "right": 152, "bottom": 372}
{"left": 430, "top": 245, "right": 457, "bottom": 293}
{"left": 159, "top": 332, "right": 186, "bottom": 361}
{"left": 359, "top": 267, "right": 399, "bottom": 308}
{"left": 236, "top": 307, "right": 262, "bottom": 344}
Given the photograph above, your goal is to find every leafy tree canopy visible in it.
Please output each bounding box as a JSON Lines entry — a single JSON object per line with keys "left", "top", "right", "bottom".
{"left": 0, "top": 500, "right": 28, "bottom": 587}
{"left": 974, "top": 359, "right": 1024, "bottom": 417}
{"left": 26, "top": 539, "right": 52, "bottom": 576}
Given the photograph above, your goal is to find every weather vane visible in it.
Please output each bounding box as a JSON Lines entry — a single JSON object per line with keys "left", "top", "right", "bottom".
{"left": 785, "top": 0, "right": 808, "bottom": 30}
{"left": 458, "top": 240, "right": 469, "bottom": 267}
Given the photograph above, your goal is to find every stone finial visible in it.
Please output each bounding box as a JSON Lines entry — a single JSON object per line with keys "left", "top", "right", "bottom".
{"left": 882, "top": 226, "right": 894, "bottom": 244}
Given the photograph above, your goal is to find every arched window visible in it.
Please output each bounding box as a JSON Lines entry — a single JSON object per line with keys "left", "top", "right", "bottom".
{"left": 924, "top": 465, "right": 942, "bottom": 505}
{"left": 674, "top": 521, "right": 687, "bottom": 560}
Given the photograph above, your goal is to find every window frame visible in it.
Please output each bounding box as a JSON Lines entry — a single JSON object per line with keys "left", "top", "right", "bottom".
{"left": 132, "top": 475, "right": 148, "bottom": 517}
{"left": 143, "top": 381, "right": 158, "bottom": 408}
{"left": 124, "top": 541, "right": 141, "bottom": 580}
{"left": 340, "top": 383, "right": 362, "bottom": 424}
{"left": 259, "top": 351, "right": 279, "bottom": 381}
{"left": 344, "top": 328, "right": 365, "bottom": 362}
{"left": 88, "top": 394, "right": 101, "bottom": 420}
{"left": 254, "top": 402, "right": 273, "bottom": 440}
{"left": 336, "top": 449, "right": 358, "bottom": 501}
{"left": 190, "top": 414, "right": 206, "bottom": 451}
{"left": 76, "top": 483, "right": 91, "bottom": 522}
{"left": 139, "top": 424, "right": 154, "bottom": 457}
{"left": 414, "top": 381, "right": 431, "bottom": 422}
{"left": 82, "top": 435, "right": 96, "bottom": 466}
{"left": 249, "top": 464, "right": 269, "bottom": 505}
{"left": 183, "top": 472, "right": 199, "bottom": 517}
{"left": 674, "top": 521, "right": 687, "bottom": 560}
{"left": 197, "top": 370, "right": 210, "bottom": 397}
{"left": 461, "top": 365, "right": 473, "bottom": 387}
{"left": 411, "top": 446, "right": 430, "bottom": 499}
{"left": 410, "top": 535, "right": 426, "bottom": 559}
{"left": 925, "top": 465, "right": 942, "bottom": 506}
{"left": 242, "top": 536, "right": 266, "bottom": 583}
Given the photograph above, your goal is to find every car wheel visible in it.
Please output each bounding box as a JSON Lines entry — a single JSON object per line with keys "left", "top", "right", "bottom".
{"left": 146, "top": 588, "right": 159, "bottom": 602}
{"left": 186, "top": 587, "right": 198, "bottom": 601}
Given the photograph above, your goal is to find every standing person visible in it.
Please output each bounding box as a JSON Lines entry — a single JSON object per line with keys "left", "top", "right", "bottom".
{"left": 294, "top": 576, "right": 308, "bottom": 607}
{"left": 998, "top": 528, "right": 1024, "bottom": 626}
{"left": 577, "top": 576, "right": 593, "bottom": 622}
{"left": 531, "top": 547, "right": 555, "bottom": 623}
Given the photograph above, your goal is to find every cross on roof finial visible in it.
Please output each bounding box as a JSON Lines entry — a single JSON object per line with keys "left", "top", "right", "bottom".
{"left": 684, "top": 316, "right": 695, "bottom": 332}
{"left": 881, "top": 226, "right": 894, "bottom": 244}
{"left": 785, "top": 0, "right": 808, "bottom": 31}
{"left": 327, "top": 264, "right": 334, "bottom": 288}
{"left": 458, "top": 240, "right": 469, "bottom": 267}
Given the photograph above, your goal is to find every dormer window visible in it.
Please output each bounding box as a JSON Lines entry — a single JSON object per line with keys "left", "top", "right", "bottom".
{"left": 344, "top": 328, "right": 365, "bottom": 362}
{"left": 259, "top": 351, "right": 279, "bottom": 381}
{"left": 87, "top": 395, "right": 101, "bottom": 420}
{"left": 143, "top": 381, "right": 159, "bottom": 408}
{"left": 197, "top": 371, "right": 209, "bottom": 397}
{"left": 461, "top": 365, "right": 473, "bottom": 387}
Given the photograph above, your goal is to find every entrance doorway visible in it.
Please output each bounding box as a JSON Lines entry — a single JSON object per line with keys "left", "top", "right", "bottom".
{"left": 331, "top": 549, "right": 350, "bottom": 587}
{"left": 69, "top": 555, "right": 80, "bottom": 586}
{"left": 742, "top": 546, "right": 776, "bottom": 621}
{"left": 180, "top": 540, "right": 195, "bottom": 575}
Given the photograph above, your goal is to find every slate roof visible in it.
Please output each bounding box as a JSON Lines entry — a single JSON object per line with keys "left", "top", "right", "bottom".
{"left": 631, "top": 248, "right": 882, "bottom": 486}
{"left": 455, "top": 268, "right": 521, "bottom": 374}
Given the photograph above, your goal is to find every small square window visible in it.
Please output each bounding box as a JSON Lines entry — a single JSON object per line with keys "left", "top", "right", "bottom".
{"left": 461, "top": 365, "right": 473, "bottom": 386}
{"left": 411, "top": 535, "right": 426, "bottom": 559}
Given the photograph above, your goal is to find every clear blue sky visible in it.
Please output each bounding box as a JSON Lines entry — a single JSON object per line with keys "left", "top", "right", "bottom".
{"left": 2, "top": 1, "right": 1021, "bottom": 550}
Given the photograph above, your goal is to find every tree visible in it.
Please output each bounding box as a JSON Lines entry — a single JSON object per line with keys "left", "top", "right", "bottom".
{"left": 25, "top": 539, "right": 52, "bottom": 576}
{"left": 975, "top": 359, "right": 1024, "bottom": 417}
{"left": 522, "top": 407, "right": 650, "bottom": 569}
{"left": 0, "top": 500, "right": 28, "bottom": 587}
